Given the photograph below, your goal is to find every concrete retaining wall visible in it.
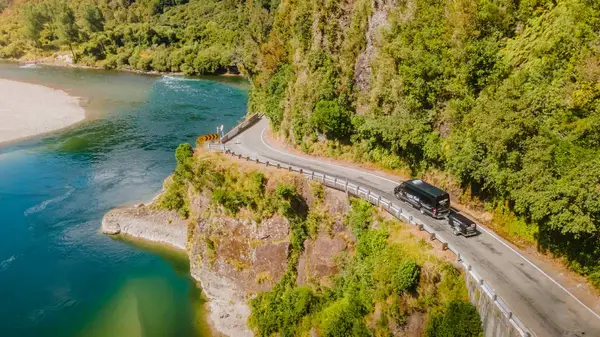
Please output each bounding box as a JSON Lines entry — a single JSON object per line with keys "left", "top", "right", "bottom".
{"left": 466, "top": 270, "right": 522, "bottom": 337}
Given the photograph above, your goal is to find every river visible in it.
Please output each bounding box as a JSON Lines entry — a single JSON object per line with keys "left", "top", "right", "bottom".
{"left": 0, "top": 62, "right": 248, "bottom": 337}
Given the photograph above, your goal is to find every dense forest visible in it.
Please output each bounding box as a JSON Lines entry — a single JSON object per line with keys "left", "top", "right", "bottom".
{"left": 0, "top": 0, "right": 267, "bottom": 74}
{"left": 250, "top": 0, "right": 600, "bottom": 291}
{"left": 1, "top": 0, "right": 600, "bottom": 289}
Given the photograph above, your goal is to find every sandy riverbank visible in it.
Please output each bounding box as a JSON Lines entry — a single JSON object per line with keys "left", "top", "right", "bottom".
{"left": 0, "top": 78, "right": 85, "bottom": 144}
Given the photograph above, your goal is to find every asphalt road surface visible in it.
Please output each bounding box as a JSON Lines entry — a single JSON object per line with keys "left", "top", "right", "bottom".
{"left": 225, "top": 117, "right": 600, "bottom": 337}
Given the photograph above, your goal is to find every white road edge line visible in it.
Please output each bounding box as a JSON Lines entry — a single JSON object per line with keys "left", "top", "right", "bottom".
{"left": 475, "top": 223, "right": 600, "bottom": 320}
{"left": 260, "top": 124, "right": 600, "bottom": 321}
{"left": 260, "top": 127, "right": 399, "bottom": 185}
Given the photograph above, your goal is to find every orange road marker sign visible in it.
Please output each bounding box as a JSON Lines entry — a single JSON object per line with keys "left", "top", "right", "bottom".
{"left": 197, "top": 133, "right": 220, "bottom": 143}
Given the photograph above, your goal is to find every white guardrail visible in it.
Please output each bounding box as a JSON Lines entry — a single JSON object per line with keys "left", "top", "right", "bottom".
{"left": 207, "top": 143, "right": 534, "bottom": 337}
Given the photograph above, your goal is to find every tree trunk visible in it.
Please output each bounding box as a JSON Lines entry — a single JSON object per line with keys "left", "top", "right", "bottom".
{"left": 69, "top": 43, "right": 77, "bottom": 63}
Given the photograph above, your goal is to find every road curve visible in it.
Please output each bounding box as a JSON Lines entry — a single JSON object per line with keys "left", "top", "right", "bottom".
{"left": 225, "top": 117, "right": 600, "bottom": 337}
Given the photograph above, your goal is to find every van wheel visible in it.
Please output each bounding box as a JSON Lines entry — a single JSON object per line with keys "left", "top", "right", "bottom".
{"left": 453, "top": 228, "right": 460, "bottom": 236}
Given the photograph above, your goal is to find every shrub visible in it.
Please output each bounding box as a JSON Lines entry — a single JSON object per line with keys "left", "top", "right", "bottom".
{"left": 355, "top": 228, "right": 388, "bottom": 259}
{"left": 157, "top": 179, "right": 189, "bottom": 218}
{"left": 392, "top": 260, "right": 420, "bottom": 293}
{"left": 249, "top": 286, "right": 317, "bottom": 337}
{"left": 310, "top": 100, "right": 353, "bottom": 139}
{"left": 426, "top": 301, "right": 483, "bottom": 337}
{"left": 588, "top": 271, "right": 600, "bottom": 290}
{"left": 319, "top": 297, "right": 370, "bottom": 337}
{"left": 175, "top": 143, "right": 193, "bottom": 165}
{"left": 211, "top": 188, "right": 249, "bottom": 214}
{"left": 347, "top": 198, "right": 374, "bottom": 236}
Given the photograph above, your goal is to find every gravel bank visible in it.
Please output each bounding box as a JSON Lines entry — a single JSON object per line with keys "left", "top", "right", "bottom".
{"left": 0, "top": 79, "right": 85, "bottom": 144}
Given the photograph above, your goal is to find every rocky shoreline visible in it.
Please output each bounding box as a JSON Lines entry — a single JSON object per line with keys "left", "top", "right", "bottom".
{"left": 101, "top": 205, "right": 187, "bottom": 250}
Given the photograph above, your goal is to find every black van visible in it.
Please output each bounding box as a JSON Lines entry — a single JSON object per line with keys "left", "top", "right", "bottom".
{"left": 393, "top": 179, "right": 450, "bottom": 219}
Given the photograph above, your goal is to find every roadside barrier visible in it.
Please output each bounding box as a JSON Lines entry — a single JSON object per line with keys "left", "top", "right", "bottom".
{"left": 221, "top": 113, "right": 263, "bottom": 144}
{"left": 207, "top": 143, "right": 534, "bottom": 337}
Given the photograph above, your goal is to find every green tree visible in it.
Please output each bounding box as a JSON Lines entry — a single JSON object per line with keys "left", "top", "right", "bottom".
{"left": 83, "top": 6, "right": 104, "bottom": 33}
{"left": 55, "top": 7, "right": 79, "bottom": 61}
{"left": 21, "top": 4, "right": 46, "bottom": 47}
{"left": 310, "top": 100, "right": 352, "bottom": 139}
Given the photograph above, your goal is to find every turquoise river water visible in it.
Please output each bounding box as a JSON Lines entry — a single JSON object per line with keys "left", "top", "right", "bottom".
{"left": 0, "top": 62, "right": 248, "bottom": 337}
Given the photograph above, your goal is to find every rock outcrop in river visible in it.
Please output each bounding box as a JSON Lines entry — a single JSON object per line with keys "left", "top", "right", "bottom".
{"left": 102, "top": 205, "right": 187, "bottom": 250}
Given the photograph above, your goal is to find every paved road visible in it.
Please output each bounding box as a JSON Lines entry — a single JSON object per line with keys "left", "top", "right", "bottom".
{"left": 225, "top": 117, "right": 600, "bottom": 337}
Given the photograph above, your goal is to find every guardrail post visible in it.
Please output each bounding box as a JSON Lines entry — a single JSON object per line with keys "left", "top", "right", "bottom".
{"left": 256, "top": 158, "right": 259, "bottom": 163}
{"left": 377, "top": 196, "right": 381, "bottom": 206}
{"left": 493, "top": 294, "right": 497, "bottom": 301}
{"left": 288, "top": 166, "right": 292, "bottom": 172}
{"left": 277, "top": 163, "right": 280, "bottom": 169}
{"left": 246, "top": 156, "right": 249, "bottom": 161}
{"left": 322, "top": 175, "right": 325, "bottom": 183}
{"left": 409, "top": 215, "right": 413, "bottom": 225}
{"left": 345, "top": 180, "right": 348, "bottom": 191}
{"left": 334, "top": 177, "right": 337, "bottom": 185}
{"left": 397, "top": 208, "right": 402, "bottom": 218}
{"left": 468, "top": 265, "right": 472, "bottom": 271}
{"left": 238, "top": 154, "right": 242, "bottom": 159}
{"left": 508, "top": 312, "right": 513, "bottom": 319}
{"left": 266, "top": 161, "right": 269, "bottom": 167}
{"left": 300, "top": 168, "right": 303, "bottom": 174}
{"left": 311, "top": 172, "right": 314, "bottom": 179}
{"left": 430, "top": 233, "right": 436, "bottom": 241}
{"left": 442, "top": 242, "right": 448, "bottom": 251}
{"left": 479, "top": 278, "right": 484, "bottom": 286}
{"left": 456, "top": 253, "right": 461, "bottom": 262}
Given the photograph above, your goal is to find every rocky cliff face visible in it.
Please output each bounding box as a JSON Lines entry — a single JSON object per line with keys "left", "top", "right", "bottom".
{"left": 184, "top": 184, "right": 354, "bottom": 337}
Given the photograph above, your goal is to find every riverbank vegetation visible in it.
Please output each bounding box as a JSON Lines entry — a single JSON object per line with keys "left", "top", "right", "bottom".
{"left": 0, "top": 0, "right": 271, "bottom": 74}
{"left": 158, "top": 145, "right": 482, "bottom": 336}
{"left": 2, "top": 0, "right": 599, "bottom": 290}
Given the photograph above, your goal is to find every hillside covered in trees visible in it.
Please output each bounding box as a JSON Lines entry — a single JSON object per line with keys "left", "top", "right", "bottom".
{"left": 0, "top": 0, "right": 269, "bottom": 74}
{"left": 2, "top": 0, "right": 600, "bottom": 288}
{"left": 248, "top": 0, "right": 600, "bottom": 289}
